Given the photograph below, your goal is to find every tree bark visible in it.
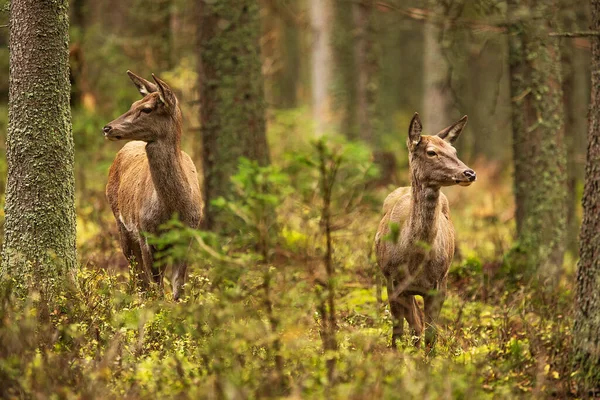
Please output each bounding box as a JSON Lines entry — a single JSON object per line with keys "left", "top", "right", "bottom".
{"left": 573, "top": 0, "right": 600, "bottom": 392}
{"left": 423, "top": 1, "right": 455, "bottom": 132}
{"left": 353, "top": 0, "right": 378, "bottom": 143}
{"left": 1, "top": 0, "right": 76, "bottom": 292}
{"left": 507, "top": 0, "right": 567, "bottom": 282}
{"left": 560, "top": 1, "right": 590, "bottom": 255}
{"left": 310, "top": 0, "right": 332, "bottom": 136}
{"left": 198, "top": 0, "right": 271, "bottom": 230}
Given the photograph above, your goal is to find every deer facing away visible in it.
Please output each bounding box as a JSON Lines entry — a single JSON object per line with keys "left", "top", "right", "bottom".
{"left": 375, "top": 113, "right": 475, "bottom": 349}
{"left": 103, "top": 71, "right": 203, "bottom": 300}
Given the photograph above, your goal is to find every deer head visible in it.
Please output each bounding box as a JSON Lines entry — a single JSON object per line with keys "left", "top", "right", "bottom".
{"left": 103, "top": 71, "right": 181, "bottom": 143}
{"left": 407, "top": 113, "right": 476, "bottom": 187}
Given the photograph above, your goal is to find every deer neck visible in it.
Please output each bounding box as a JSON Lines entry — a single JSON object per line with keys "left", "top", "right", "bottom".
{"left": 144, "top": 136, "right": 191, "bottom": 212}
{"left": 408, "top": 173, "right": 441, "bottom": 245}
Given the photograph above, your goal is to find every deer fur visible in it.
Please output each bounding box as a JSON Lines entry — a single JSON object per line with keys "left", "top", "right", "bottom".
{"left": 104, "top": 71, "right": 202, "bottom": 300}
{"left": 375, "top": 112, "right": 476, "bottom": 349}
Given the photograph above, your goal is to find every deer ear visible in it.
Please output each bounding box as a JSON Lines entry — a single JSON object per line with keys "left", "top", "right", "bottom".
{"left": 408, "top": 112, "right": 422, "bottom": 148}
{"left": 438, "top": 115, "right": 468, "bottom": 144}
{"left": 127, "top": 70, "right": 158, "bottom": 96}
{"left": 152, "top": 74, "right": 177, "bottom": 109}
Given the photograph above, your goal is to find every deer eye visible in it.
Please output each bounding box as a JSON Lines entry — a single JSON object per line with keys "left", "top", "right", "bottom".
{"left": 426, "top": 150, "right": 437, "bottom": 157}
{"left": 141, "top": 107, "right": 152, "bottom": 114}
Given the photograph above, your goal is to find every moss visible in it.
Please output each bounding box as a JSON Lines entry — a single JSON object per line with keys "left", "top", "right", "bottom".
{"left": 1, "top": 0, "right": 76, "bottom": 294}
{"left": 197, "top": 0, "right": 270, "bottom": 230}
{"left": 506, "top": 0, "right": 567, "bottom": 283}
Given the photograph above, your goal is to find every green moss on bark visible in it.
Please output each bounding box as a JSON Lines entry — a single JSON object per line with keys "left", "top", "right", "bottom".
{"left": 572, "top": 0, "right": 600, "bottom": 391}
{"left": 1, "top": 0, "right": 76, "bottom": 293}
{"left": 506, "top": 0, "right": 567, "bottom": 283}
{"left": 198, "top": 0, "right": 270, "bottom": 230}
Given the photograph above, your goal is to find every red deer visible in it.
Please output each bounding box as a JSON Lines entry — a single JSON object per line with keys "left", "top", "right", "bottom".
{"left": 103, "top": 71, "right": 202, "bottom": 300}
{"left": 375, "top": 113, "right": 475, "bottom": 349}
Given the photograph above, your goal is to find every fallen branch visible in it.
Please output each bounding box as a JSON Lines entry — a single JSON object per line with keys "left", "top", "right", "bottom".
{"left": 550, "top": 31, "right": 600, "bottom": 37}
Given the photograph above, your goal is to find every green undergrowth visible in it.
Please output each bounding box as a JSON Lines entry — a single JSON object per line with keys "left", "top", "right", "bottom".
{"left": 0, "top": 135, "right": 578, "bottom": 399}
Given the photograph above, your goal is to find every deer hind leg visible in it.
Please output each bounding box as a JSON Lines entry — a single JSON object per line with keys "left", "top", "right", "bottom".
{"left": 424, "top": 281, "right": 447, "bottom": 352}
{"left": 386, "top": 280, "right": 405, "bottom": 349}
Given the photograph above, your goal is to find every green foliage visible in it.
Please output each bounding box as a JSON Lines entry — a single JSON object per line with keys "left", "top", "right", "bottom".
{"left": 0, "top": 136, "right": 582, "bottom": 398}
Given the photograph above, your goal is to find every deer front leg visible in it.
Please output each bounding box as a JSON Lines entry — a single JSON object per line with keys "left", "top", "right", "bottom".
{"left": 140, "top": 240, "right": 162, "bottom": 292}
{"left": 423, "top": 282, "right": 447, "bottom": 352}
{"left": 117, "top": 223, "right": 150, "bottom": 289}
{"left": 171, "top": 261, "right": 187, "bottom": 301}
{"left": 402, "top": 294, "right": 424, "bottom": 347}
{"left": 387, "top": 279, "right": 405, "bottom": 349}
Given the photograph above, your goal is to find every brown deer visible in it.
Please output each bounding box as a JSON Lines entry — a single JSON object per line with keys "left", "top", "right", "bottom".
{"left": 103, "top": 71, "right": 203, "bottom": 300}
{"left": 375, "top": 112, "right": 475, "bottom": 349}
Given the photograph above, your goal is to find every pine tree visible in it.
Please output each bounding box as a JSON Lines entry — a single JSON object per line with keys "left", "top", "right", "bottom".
{"left": 197, "top": 0, "right": 271, "bottom": 230}
{"left": 506, "top": 0, "right": 567, "bottom": 282}
{"left": 1, "top": 0, "right": 76, "bottom": 293}
{"left": 573, "top": 0, "right": 600, "bottom": 391}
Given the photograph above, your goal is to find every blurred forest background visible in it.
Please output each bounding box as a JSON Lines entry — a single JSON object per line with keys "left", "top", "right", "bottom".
{"left": 0, "top": 0, "right": 598, "bottom": 398}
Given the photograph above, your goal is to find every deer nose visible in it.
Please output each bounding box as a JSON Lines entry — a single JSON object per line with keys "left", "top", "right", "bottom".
{"left": 103, "top": 125, "right": 112, "bottom": 134}
{"left": 463, "top": 169, "right": 476, "bottom": 182}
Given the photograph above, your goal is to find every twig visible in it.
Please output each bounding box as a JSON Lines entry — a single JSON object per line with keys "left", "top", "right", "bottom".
{"left": 194, "top": 235, "right": 246, "bottom": 266}
{"left": 550, "top": 31, "right": 600, "bottom": 37}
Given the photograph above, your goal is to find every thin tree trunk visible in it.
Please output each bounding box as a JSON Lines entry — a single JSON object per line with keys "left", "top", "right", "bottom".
{"left": 353, "top": 0, "right": 378, "bottom": 143}
{"left": 310, "top": 0, "right": 332, "bottom": 136}
{"left": 561, "top": 2, "right": 590, "bottom": 255}
{"left": 197, "top": 0, "right": 271, "bottom": 230}
{"left": 507, "top": 0, "right": 567, "bottom": 282}
{"left": 1, "top": 0, "right": 76, "bottom": 293}
{"left": 572, "top": 0, "right": 600, "bottom": 392}
{"left": 423, "top": 1, "right": 455, "bottom": 131}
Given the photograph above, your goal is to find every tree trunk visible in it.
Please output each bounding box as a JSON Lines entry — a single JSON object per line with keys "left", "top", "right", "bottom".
{"left": 332, "top": 0, "right": 356, "bottom": 139}
{"left": 423, "top": 1, "right": 455, "bottom": 132}
{"left": 573, "top": 0, "right": 600, "bottom": 391}
{"left": 507, "top": 0, "right": 567, "bottom": 282}
{"left": 260, "top": 0, "right": 300, "bottom": 109}
{"left": 560, "top": 2, "right": 590, "bottom": 255}
{"left": 353, "top": 0, "right": 378, "bottom": 143}
{"left": 1, "top": 0, "right": 76, "bottom": 292}
{"left": 310, "top": 0, "right": 332, "bottom": 136}
{"left": 198, "top": 0, "right": 271, "bottom": 230}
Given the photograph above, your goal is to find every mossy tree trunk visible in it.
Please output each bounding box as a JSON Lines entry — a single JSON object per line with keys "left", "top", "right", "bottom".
{"left": 573, "top": 0, "right": 600, "bottom": 391}
{"left": 507, "top": 0, "right": 567, "bottom": 282}
{"left": 198, "top": 0, "right": 270, "bottom": 230}
{"left": 560, "top": 1, "right": 590, "bottom": 255}
{"left": 1, "top": 0, "right": 76, "bottom": 293}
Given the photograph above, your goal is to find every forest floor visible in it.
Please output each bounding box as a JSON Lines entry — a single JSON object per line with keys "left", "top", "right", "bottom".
{"left": 0, "top": 114, "right": 579, "bottom": 399}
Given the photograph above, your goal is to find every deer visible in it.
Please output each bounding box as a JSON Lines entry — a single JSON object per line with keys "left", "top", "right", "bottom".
{"left": 375, "top": 112, "right": 476, "bottom": 350}
{"left": 103, "top": 71, "right": 203, "bottom": 300}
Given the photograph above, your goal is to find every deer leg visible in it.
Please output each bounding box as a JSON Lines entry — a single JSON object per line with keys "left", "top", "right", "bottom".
{"left": 387, "top": 280, "right": 405, "bottom": 349}
{"left": 149, "top": 244, "right": 165, "bottom": 287}
{"left": 401, "top": 294, "right": 424, "bottom": 347}
{"left": 130, "top": 241, "right": 149, "bottom": 289}
{"left": 171, "top": 261, "right": 187, "bottom": 301}
{"left": 140, "top": 240, "right": 161, "bottom": 292}
{"left": 117, "top": 223, "right": 149, "bottom": 289}
{"left": 424, "top": 283, "right": 447, "bottom": 352}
